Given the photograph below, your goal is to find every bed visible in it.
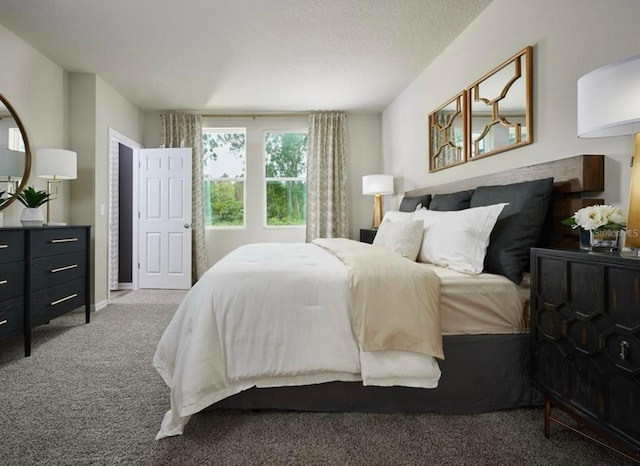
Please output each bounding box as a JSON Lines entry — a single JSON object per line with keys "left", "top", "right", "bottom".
{"left": 153, "top": 154, "right": 604, "bottom": 439}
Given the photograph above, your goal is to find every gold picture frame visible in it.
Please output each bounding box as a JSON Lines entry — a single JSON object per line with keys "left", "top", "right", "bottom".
{"left": 428, "top": 91, "right": 467, "bottom": 172}
{"left": 468, "top": 46, "right": 533, "bottom": 161}
{"left": 427, "top": 46, "right": 533, "bottom": 172}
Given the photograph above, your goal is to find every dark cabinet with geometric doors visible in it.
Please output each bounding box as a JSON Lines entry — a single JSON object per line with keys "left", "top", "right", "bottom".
{"left": 530, "top": 248, "right": 640, "bottom": 462}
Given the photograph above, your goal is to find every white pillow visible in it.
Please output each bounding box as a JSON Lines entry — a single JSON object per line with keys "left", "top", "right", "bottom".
{"left": 412, "top": 203, "right": 508, "bottom": 274}
{"left": 372, "top": 219, "right": 424, "bottom": 261}
{"left": 381, "top": 210, "right": 415, "bottom": 223}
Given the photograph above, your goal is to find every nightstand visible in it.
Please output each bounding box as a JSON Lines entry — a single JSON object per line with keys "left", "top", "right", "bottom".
{"left": 530, "top": 248, "right": 640, "bottom": 462}
{"left": 359, "top": 228, "right": 377, "bottom": 244}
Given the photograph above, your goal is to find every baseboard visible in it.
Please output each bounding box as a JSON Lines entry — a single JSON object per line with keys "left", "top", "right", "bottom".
{"left": 92, "top": 300, "right": 108, "bottom": 312}
{"left": 116, "top": 283, "right": 135, "bottom": 290}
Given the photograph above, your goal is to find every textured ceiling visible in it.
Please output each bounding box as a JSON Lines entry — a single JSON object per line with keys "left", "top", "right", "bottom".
{"left": 0, "top": 0, "right": 493, "bottom": 112}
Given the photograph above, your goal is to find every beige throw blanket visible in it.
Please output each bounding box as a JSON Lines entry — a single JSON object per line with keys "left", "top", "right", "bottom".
{"left": 313, "top": 238, "right": 443, "bottom": 359}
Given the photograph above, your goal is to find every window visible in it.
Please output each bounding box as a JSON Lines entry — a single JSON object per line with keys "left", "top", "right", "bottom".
{"left": 264, "top": 131, "right": 307, "bottom": 226}
{"left": 202, "top": 128, "right": 246, "bottom": 227}
{"left": 8, "top": 127, "right": 25, "bottom": 151}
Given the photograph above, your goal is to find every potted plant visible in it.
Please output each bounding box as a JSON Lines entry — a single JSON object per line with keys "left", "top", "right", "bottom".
{"left": 16, "top": 186, "right": 52, "bottom": 227}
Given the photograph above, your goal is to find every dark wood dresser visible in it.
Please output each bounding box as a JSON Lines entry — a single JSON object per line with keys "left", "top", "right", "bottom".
{"left": 0, "top": 226, "right": 91, "bottom": 357}
{"left": 530, "top": 248, "right": 640, "bottom": 462}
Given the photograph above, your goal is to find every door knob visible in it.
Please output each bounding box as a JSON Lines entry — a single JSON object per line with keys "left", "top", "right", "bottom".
{"left": 184, "top": 223, "right": 190, "bottom": 229}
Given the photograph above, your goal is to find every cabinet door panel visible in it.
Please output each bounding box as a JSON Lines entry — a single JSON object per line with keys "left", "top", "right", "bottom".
{"left": 568, "top": 355, "right": 604, "bottom": 418}
{"left": 607, "top": 267, "right": 640, "bottom": 330}
{"left": 537, "top": 257, "right": 566, "bottom": 305}
{"left": 607, "top": 375, "right": 640, "bottom": 442}
{"left": 569, "top": 261, "right": 602, "bottom": 318}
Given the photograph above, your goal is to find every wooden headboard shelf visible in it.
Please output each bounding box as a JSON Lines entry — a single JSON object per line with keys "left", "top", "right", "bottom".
{"left": 406, "top": 154, "right": 605, "bottom": 249}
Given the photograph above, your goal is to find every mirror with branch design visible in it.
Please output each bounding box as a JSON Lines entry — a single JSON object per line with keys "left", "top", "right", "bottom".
{"left": 0, "top": 92, "right": 31, "bottom": 210}
{"left": 428, "top": 91, "right": 467, "bottom": 172}
{"left": 468, "top": 46, "right": 532, "bottom": 160}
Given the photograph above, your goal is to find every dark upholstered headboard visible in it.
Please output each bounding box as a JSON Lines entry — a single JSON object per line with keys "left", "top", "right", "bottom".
{"left": 405, "top": 154, "right": 605, "bottom": 249}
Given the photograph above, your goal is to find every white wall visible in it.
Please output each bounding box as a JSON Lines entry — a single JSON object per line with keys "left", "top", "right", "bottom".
{"left": 347, "top": 114, "right": 383, "bottom": 238}
{"left": 93, "top": 76, "right": 144, "bottom": 306}
{"left": 69, "top": 73, "right": 143, "bottom": 308}
{"left": 0, "top": 23, "right": 66, "bottom": 226}
{"left": 383, "top": 0, "right": 640, "bottom": 212}
{"left": 144, "top": 112, "right": 382, "bottom": 265}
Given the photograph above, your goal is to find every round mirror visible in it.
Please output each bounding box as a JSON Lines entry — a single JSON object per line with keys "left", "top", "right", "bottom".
{"left": 0, "top": 92, "right": 31, "bottom": 210}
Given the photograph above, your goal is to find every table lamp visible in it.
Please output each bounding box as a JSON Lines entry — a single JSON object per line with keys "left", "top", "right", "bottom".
{"left": 34, "top": 148, "right": 77, "bottom": 224}
{"left": 362, "top": 174, "right": 394, "bottom": 228}
{"left": 577, "top": 54, "right": 640, "bottom": 253}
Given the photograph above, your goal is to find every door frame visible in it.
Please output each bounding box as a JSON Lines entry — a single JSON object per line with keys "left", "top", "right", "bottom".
{"left": 108, "top": 129, "right": 142, "bottom": 299}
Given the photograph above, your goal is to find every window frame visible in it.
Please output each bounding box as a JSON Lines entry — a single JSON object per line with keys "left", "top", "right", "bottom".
{"left": 202, "top": 127, "right": 247, "bottom": 230}
{"left": 263, "top": 129, "right": 308, "bottom": 229}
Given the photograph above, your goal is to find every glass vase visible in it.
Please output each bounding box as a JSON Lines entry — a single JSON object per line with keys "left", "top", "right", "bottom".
{"left": 589, "top": 228, "right": 621, "bottom": 253}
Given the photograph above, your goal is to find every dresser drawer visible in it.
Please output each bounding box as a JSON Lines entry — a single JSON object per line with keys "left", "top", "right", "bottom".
{"left": 30, "top": 251, "right": 86, "bottom": 292}
{"left": 0, "top": 230, "right": 24, "bottom": 264}
{"left": 0, "top": 260, "right": 25, "bottom": 301}
{"left": 31, "top": 279, "right": 86, "bottom": 327}
{"left": 0, "top": 296, "right": 24, "bottom": 339}
{"left": 29, "top": 228, "right": 87, "bottom": 258}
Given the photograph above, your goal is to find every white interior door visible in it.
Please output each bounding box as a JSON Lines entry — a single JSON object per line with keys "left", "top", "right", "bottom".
{"left": 139, "top": 148, "right": 192, "bottom": 289}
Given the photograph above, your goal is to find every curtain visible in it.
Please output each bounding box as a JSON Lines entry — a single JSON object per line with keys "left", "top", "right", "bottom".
{"left": 160, "top": 112, "right": 208, "bottom": 283}
{"left": 305, "top": 111, "right": 349, "bottom": 242}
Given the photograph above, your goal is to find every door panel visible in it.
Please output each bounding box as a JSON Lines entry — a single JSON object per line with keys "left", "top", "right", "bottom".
{"left": 139, "top": 148, "right": 192, "bottom": 289}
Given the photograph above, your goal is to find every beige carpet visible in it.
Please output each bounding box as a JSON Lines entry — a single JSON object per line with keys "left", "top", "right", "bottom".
{"left": 0, "top": 296, "right": 634, "bottom": 465}
{"left": 109, "top": 288, "right": 188, "bottom": 305}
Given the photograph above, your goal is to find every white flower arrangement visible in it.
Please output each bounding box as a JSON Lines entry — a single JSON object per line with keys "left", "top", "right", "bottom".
{"left": 562, "top": 204, "right": 626, "bottom": 231}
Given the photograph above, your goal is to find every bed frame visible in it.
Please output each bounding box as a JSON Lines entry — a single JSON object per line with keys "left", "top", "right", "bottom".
{"left": 212, "top": 154, "right": 605, "bottom": 415}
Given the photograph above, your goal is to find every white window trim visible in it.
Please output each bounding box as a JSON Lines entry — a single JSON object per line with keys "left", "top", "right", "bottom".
{"left": 263, "top": 129, "right": 307, "bottom": 229}
{"left": 203, "top": 127, "right": 247, "bottom": 229}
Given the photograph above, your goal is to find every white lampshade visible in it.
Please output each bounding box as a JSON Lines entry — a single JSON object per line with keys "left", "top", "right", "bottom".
{"left": 577, "top": 54, "right": 640, "bottom": 250}
{"left": 0, "top": 148, "right": 25, "bottom": 177}
{"left": 362, "top": 174, "right": 394, "bottom": 195}
{"left": 34, "top": 148, "right": 77, "bottom": 180}
{"left": 577, "top": 54, "right": 640, "bottom": 138}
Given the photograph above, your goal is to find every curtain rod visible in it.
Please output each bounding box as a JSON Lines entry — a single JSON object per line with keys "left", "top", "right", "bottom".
{"left": 201, "top": 113, "right": 309, "bottom": 118}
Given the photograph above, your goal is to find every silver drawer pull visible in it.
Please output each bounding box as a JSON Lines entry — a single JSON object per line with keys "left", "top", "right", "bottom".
{"left": 51, "top": 238, "right": 78, "bottom": 244}
{"left": 50, "top": 293, "right": 78, "bottom": 306}
{"left": 51, "top": 264, "right": 78, "bottom": 273}
{"left": 0, "top": 320, "right": 7, "bottom": 326}
{"left": 0, "top": 279, "right": 7, "bottom": 285}
{"left": 0, "top": 244, "right": 8, "bottom": 249}
{"left": 619, "top": 341, "right": 630, "bottom": 361}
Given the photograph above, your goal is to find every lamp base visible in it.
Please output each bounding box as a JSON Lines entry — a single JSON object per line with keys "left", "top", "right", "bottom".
{"left": 625, "top": 133, "right": 640, "bottom": 249}
{"left": 372, "top": 194, "right": 383, "bottom": 228}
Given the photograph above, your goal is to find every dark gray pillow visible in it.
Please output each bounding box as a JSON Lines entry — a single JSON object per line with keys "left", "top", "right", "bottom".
{"left": 470, "top": 177, "right": 554, "bottom": 284}
{"left": 399, "top": 194, "right": 431, "bottom": 212}
{"left": 429, "top": 190, "right": 474, "bottom": 211}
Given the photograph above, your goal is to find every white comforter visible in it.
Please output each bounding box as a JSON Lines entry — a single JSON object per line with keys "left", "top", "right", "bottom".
{"left": 153, "top": 242, "right": 441, "bottom": 439}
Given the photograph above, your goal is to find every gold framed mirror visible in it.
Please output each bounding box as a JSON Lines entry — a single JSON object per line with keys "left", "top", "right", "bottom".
{"left": 428, "top": 91, "right": 467, "bottom": 172}
{"left": 0, "top": 92, "right": 31, "bottom": 210}
{"left": 468, "top": 46, "right": 532, "bottom": 160}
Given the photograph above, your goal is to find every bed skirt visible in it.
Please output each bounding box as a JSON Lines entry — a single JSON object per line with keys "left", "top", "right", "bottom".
{"left": 210, "top": 333, "right": 542, "bottom": 414}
